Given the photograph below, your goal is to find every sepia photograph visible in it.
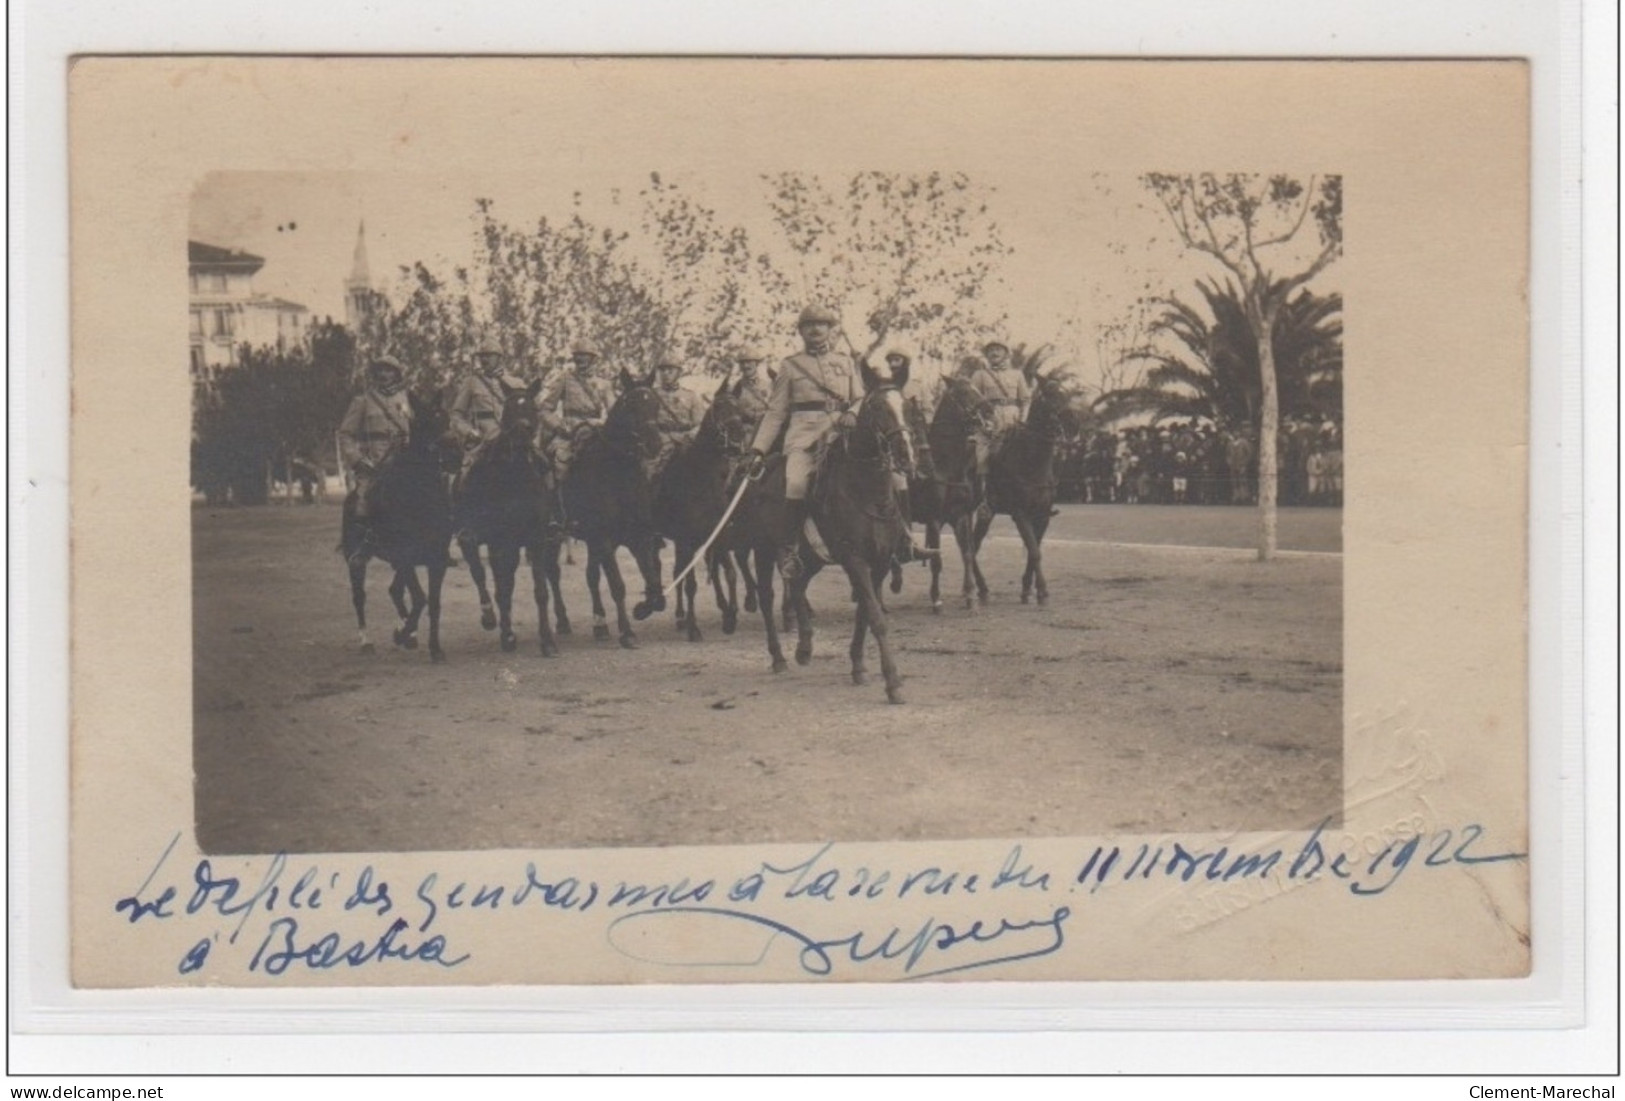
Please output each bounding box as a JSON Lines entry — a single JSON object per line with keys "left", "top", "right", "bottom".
{"left": 187, "top": 165, "right": 1343, "bottom": 855}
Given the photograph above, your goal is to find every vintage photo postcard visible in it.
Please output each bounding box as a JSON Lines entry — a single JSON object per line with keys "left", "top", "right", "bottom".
{"left": 67, "top": 57, "right": 1528, "bottom": 989}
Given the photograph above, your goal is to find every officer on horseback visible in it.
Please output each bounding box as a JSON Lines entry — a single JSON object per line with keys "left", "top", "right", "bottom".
{"left": 651, "top": 349, "right": 708, "bottom": 479}
{"left": 449, "top": 332, "right": 509, "bottom": 485}
{"left": 338, "top": 353, "right": 413, "bottom": 521}
{"left": 536, "top": 338, "right": 614, "bottom": 488}
{"left": 732, "top": 344, "right": 773, "bottom": 427}
{"left": 744, "top": 304, "right": 859, "bottom": 580}
{"left": 966, "top": 336, "right": 1031, "bottom": 521}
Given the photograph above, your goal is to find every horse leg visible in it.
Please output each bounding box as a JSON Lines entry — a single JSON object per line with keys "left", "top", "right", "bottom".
{"left": 529, "top": 541, "right": 559, "bottom": 657}
{"left": 712, "top": 548, "right": 738, "bottom": 636}
{"left": 631, "top": 535, "right": 666, "bottom": 622}
{"left": 603, "top": 545, "right": 638, "bottom": 649}
{"left": 970, "top": 512, "right": 993, "bottom": 605}
{"left": 847, "top": 567, "right": 870, "bottom": 687}
{"left": 393, "top": 569, "right": 426, "bottom": 649}
{"left": 1013, "top": 511, "right": 1045, "bottom": 605}
{"left": 927, "top": 519, "right": 944, "bottom": 614}
{"left": 426, "top": 561, "right": 447, "bottom": 664}
{"left": 460, "top": 535, "right": 497, "bottom": 631}
{"left": 587, "top": 550, "right": 611, "bottom": 642}
{"left": 850, "top": 558, "right": 903, "bottom": 704}
{"left": 546, "top": 541, "right": 572, "bottom": 635}
{"left": 1030, "top": 511, "right": 1051, "bottom": 605}
{"left": 955, "top": 515, "right": 978, "bottom": 610}
{"left": 792, "top": 562, "right": 819, "bottom": 666}
{"left": 491, "top": 543, "right": 520, "bottom": 651}
{"left": 754, "top": 545, "right": 788, "bottom": 673}
{"left": 739, "top": 547, "right": 759, "bottom": 614}
{"left": 348, "top": 555, "right": 374, "bottom": 653}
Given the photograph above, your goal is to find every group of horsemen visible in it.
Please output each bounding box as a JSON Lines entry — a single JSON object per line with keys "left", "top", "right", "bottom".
{"left": 338, "top": 304, "right": 1034, "bottom": 580}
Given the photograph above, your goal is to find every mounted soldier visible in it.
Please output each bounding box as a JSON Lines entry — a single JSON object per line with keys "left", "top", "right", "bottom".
{"left": 448, "top": 332, "right": 510, "bottom": 493}
{"left": 536, "top": 339, "right": 614, "bottom": 493}
{"left": 744, "top": 304, "right": 859, "bottom": 580}
{"left": 731, "top": 344, "right": 773, "bottom": 428}
{"left": 649, "top": 348, "right": 708, "bottom": 480}
{"left": 966, "top": 336, "right": 1031, "bottom": 521}
{"left": 338, "top": 354, "right": 413, "bottom": 523}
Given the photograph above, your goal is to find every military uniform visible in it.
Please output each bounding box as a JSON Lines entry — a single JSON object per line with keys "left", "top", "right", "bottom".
{"left": 338, "top": 382, "right": 412, "bottom": 518}
{"left": 750, "top": 347, "right": 858, "bottom": 501}
{"left": 536, "top": 369, "right": 614, "bottom": 481}
{"left": 966, "top": 352, "right": 1030, "bottom": 513}
{"left": 449, "top": 372, "right": 507, "bottom": 464}
{"left": 734, "top": 372, "right": 772, "bottom": 427}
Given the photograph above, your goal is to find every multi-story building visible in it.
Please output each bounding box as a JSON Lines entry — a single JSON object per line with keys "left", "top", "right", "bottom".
{"left": 188, "top": 240, "right": 311, "bottom": 381}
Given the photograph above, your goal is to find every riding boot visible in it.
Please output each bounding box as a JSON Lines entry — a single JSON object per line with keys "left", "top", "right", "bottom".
{"left": 778, "top": 497, "right": 809, "bottom": 580}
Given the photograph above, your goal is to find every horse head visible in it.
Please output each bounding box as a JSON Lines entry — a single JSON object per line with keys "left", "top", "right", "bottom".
{"left": 701, "top": 375, "right": 752, "bottom": 456}
{"left": 405, "top": 387, "right": 461, "bottom": 473}
{"left": 1027, "top": 373, "right": 1085, "bottom": 444}
{"left": 937, "top": 376, "right": 995, "bottom": 436}
{"left": 853, "top": 379, "right": 916, "bottom": 480}
{"left": 603, "top": 371, "right": 665, "bottom": 463}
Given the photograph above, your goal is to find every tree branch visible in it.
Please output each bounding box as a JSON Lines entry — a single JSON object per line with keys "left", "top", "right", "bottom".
{"left": 1255, "top": 174, "right": 1318, "bottom": 250}
{"left": 1278, "top": 239, "right": 1342, "bottom": 296}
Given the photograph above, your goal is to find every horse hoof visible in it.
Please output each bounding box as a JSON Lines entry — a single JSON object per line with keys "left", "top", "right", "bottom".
{"left": 886, "top": 688, "right": 905, "bottom": 705}
{"left": 1020, "top": 593, "right": 1030, "bottom": 605}
{"left": 932, "top": 601, "right": 943, "bottom": 615}
{"left": 851, "top": 670, "right": 867, "bottom": 686}
{"left": 480, "top": 608, "right": 497, "bottom": 631}
{"left": 977, "top": 593, "right": 990, "bottom": 607}
{"left": 889, "top": 572, "right": 903, "bottom": 595}
{"left": 795, "top": 647, "right": 813, "bottom": 666}
{"left": 540, "top": 641, "right": 559, "bottom": 658}
{"left": 500, "top": 634, "right": 518, "bottom": 652}
{"left": 687, "top": 628, "right": 703, "bottom": 643}
{"left": 430, "top": 648, "right": 446, "bottom": 664}
{"left": 619, "top": 634, "right": 638, "bottom": 650}
{"left": 393, "top": 628, "right": 417, "bottom": 649}
{"left": 744, "top": 596, "right": 758, "bottom": 614}
{"left": 556, "top": 620, "right": 572, "bottom": 636}
{"left": 771, "top": 658, "right": 788, "bottom": 674}
{"left": 592, "top": 624, "right": 611, "bottom": 642}
{"left": 360, "top": 642, "right": 376, "bottom": 655}
{"left": 1036, "top": 592, "right": 1048, "bottom": 606}
{"left": 633, "top": 603, "right": 653, "bottom": 622}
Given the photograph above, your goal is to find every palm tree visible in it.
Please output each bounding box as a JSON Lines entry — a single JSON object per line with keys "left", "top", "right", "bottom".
{"left": 1097, "top": 280, "right": 1342, "bottom": 435}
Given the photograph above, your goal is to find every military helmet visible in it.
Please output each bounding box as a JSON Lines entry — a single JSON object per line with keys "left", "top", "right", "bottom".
{"left": 796, "top": 304, "right": 838, "bottom": 328}
{"left": 570, "top": 339, "right": 601, "bottom": 359}
{"left": 735, "top": 344, "right": 768, "bottom": 364}
{"left": 368, "top": 354, "right": 407, "bottom": 394}
{"left": 982, "top": 335, "right": 1010, "bottom": 354}
{"left": 655, "top": 348, "right": 683, "bottom": 371}
{"left": 474, "top": 333, "right": 503, "bottom": 357}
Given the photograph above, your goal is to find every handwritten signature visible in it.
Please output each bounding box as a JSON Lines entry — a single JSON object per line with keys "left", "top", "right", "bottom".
{"left": 605, "top": 904, "right": 1071, "bottom": 980}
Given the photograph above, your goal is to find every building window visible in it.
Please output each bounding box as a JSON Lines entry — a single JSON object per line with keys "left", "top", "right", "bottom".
{"left": 190, "top": 345, "right": 206, "bottom": 377}
{"left": 189, "top": 309, "right": 204, "bottom": 338}
{"left": 212, "top": 309, "right": 233, "bottom": 339}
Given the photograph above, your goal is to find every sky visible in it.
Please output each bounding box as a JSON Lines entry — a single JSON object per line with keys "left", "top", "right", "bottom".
{"left": 191, "top": 168, "right": 1339, "bottom": 395}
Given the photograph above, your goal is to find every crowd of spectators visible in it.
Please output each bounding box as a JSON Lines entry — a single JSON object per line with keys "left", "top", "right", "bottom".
{"left": 1055, "top": 416, "right": 1343, "bottom": 507}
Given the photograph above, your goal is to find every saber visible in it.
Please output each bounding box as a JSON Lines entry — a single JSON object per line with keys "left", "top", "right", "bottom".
{"left": 662, "top": 471, "right": 755, "bottom": 598}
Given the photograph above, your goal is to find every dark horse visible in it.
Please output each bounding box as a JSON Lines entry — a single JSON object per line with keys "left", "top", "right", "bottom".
{"left": 561, "top": 369, "right": 668, "bottom": 648}
{"left": 453, "top": 380, "right": 562, "bottom": 656}
{"left": 904, "top": 377, "right": 996, "bottom": 612}
{"left": 773, "top": 363, "right": 918, "bottom": 704}
{"left": 969, "top": 372, "right": 1083, "bottom": 606}
{"left": 338, "top": 389, "right": 459, "bottom": 661}
{"left": 653, "top": 376, "right": 754, "bottom": 642}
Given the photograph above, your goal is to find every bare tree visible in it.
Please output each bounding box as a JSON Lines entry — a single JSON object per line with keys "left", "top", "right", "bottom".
{"left": 1143, "top": 173, "right": 1342, "bottom": 559}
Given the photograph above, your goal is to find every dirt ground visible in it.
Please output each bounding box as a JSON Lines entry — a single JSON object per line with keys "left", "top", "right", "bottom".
{"left": 193, "top": 501, "right": 1342, "bottom": 854}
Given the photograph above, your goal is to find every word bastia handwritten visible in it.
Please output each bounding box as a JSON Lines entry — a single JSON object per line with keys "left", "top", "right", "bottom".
{"left": 110, "top": 824, "right": 1523, "bottom": 981}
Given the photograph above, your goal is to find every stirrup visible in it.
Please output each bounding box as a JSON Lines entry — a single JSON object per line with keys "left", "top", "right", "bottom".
{"left": 777, "top": 545, "right": 803, "bottom": 581}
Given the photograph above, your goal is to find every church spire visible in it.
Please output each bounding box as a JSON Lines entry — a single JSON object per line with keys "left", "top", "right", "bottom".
{"left": 347, "top": 219, "right": 370, "bottom": 289}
